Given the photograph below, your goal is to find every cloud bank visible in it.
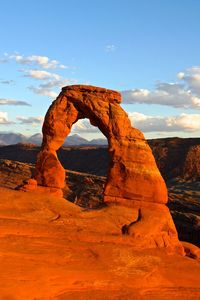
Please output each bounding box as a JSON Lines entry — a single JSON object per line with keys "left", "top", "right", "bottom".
{"left": 129, "top": 112, "right": 200, "bottom": 133}
{"left": 122, "top": 66, "right": 200, "bottom": 109}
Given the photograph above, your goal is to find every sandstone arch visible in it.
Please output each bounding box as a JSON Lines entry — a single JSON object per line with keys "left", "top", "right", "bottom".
{"left": 35, "top": 85, "right": 167, "bottom": 206}
{"left": 33, "top": 85, "right": 183, "bottom": 253}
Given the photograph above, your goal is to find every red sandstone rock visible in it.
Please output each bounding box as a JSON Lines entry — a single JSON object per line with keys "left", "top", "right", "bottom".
{"left": 183, "top": 145, "right": 200, "bottom": 180}
{"left": 34, "top": 85, "right": 183, "bottom": 252}
{"left": 35, "top": 85, "right": 167, "bottom": 204}
{"left": 0, "top": 187, "right": 200, "bottom": 299}
{"left": 149, "top": 137, "right": 200, "bottom": 180}
{"left": 182, "top": 241, "right": 200, "bottom": 260}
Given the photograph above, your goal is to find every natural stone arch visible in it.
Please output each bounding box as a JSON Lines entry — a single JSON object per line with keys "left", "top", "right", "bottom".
{"left": 35, "top": 85, "right": 167, "bottom": 206}
{"left": 32, "top": 85, "right": 184, "bottom": 253}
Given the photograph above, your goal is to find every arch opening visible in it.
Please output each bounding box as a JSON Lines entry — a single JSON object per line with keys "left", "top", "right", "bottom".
{"left": 35, "top": 85, "right": 168, "bottom": 207}
{"left": 57, "top": 118, "right": 110, "bottom": 209}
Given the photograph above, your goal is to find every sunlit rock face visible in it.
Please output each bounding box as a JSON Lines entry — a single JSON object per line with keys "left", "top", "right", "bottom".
{"left": 34, "top": 85, "right": 184, "bottom": 252}
{"left": 35, "top": 85, "right": 167, "bottom": 205}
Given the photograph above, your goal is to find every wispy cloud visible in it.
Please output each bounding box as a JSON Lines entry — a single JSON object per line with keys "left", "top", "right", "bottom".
{"left": 0, "top": 98, "right": 31, "bottom": 106}
{"left": 9, "top": 54, "right": 68, "bottom": 69}
{"left": 0, "top": 52, "right": 78, "bottom": 99}
{"left": 28, "top": 78, "right": 77, "bottom": 98}
{"left": 177, "top": 66, "right": 200, "bottom": 95}
{"left": 0, "top": 53, "right": 9, "bottom": 63}
{"left": 129, "top": 112, "right": 200, "bottom": 132}
{"left": 105, "top": 44, "right": 117, "bottom": 52}
{"left": 22, "top": 69, "right": 61, "bottom": 80}
{"left": 0, "top": 79, "right": 15, "bottom": 85}
{"left": 16, "top": 116, "right": 43, "bottom": 125}
{"left": 28, "top": 86, "right": 58, "bottom": 98}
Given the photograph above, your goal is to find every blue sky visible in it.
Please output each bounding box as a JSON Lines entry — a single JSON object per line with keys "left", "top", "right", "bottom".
{"left": 0, "top": 0, "right": 199, "bottom": 139}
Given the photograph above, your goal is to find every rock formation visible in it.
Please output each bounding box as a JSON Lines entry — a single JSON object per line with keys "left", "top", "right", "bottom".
{"left": 33, "top": 85, "right": 183, "bottom": 253}
{"left": 148, "top": 137, "right": 200, "bottom": 180}
{"left": 183, "top": 145, "right": 200, "bottom": 180}
{"left": 35, "top": 85, "right": 166, "bottom": 202}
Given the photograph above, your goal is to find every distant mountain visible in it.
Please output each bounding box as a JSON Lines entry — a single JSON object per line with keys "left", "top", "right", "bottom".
{"left": 27, "top": 133, "right": 43, "bottom": 145}
{"left": 63, "top": 134, "right": 88, "bottom": 146}
{"left": 0, "top": 133, "right": 26, "bottom": 145}
{"left": 88, "top": 138, "right": 108, "bottom": 146}
{"left": 0, "top": 132, "right": 108, "bottom": 146}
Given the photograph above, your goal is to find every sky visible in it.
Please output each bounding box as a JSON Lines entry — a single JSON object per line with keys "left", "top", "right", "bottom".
{"left": 0, "top": 0, "right": 200, "bottom": 140}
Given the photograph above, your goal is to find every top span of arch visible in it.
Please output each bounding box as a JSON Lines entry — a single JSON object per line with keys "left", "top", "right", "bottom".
{"left": 61, "top": 85, "right": 121, "bottom": 104}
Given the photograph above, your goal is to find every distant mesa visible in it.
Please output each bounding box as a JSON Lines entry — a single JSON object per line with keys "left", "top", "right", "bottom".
{"left": 22, "top": 84, "right": 184, "bottom": 253}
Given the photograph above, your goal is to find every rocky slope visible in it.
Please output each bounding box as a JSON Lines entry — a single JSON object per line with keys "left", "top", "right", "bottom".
{"left": 0, "top": 159, "right": 199, "bottom": 248}
{"left": 148, "top": 137, "right": 200, "bottom": 180}
{"left": 0, "top": 137, "right": 199, "bottom": 180}
{"left": 0, "top": 186, "right": 200, "bottom": 299}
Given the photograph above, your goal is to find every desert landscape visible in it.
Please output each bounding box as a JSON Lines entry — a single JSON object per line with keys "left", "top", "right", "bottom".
{"left": 0, "top": 85, "right": 199, "bottom": 299}
{"left": 1, "top": 1, "right": 200, "bottom": 299}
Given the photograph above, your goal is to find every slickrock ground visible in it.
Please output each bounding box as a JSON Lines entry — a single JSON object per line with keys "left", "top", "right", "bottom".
{"left": 0, "top": 159, "right": 200, "bottom": 247}
{"left": 0, "top": 186, "right": 200, "bottom": 300}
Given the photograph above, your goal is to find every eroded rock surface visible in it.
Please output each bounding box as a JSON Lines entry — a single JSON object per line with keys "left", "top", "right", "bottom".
{"left": 32, "top": 85, "right": 183, "bottom": 252}
{"left": 0, "top": 187, "right": 200, "bottom": 299}
{"left": 35, "top": 85, "right": 167, "bottom": 204}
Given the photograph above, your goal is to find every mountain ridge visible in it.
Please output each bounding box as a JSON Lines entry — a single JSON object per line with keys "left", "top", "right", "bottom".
{"left": 0, "top": 132, "right": 108, "bottom": 146}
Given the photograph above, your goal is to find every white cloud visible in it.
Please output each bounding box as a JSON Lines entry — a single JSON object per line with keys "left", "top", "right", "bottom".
{"left": 9, "top": 54, "right": 67, "bottom": 69}
{"left": 22, "top": 69, "right": 61, "bottom": 80}
{"left": 177, "top": 66, "right": 200, "bottom": 95}
{"left": 128, "top": 112, "right": 200, "bottom": 132}
{"left": 28, "top": 78, "right": 77, "bottom": 98}
{"left": 122, "top": 83, "right": 200, "bottom": 109}
{"left": 1, "top": 52, "right": 77, "bottom": 100}
{"left": 38, "top": 78, "right": 77, "bottom": 89}
{"left": 0, "top": 98, "right": 30, "bottom": 106}
{"left": 0, "top": 112, "right": 13, "bottom": 124}
{"left": 16, "top": 116, "right": 44, "bottom": 125}
{"left": 172, "top": 113, "right": 200, "bottom": 131}
{"left": 72, "top": 119, "right": 99, "bottom": 133}
{"left": 105, "top": 44, "right": 116, "bottom": 52}
{"left": 28, "top": 86, "right": 58, "bottom": 98}
{"left": 122, "top": 66, "right": 200, "bottom": 109}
